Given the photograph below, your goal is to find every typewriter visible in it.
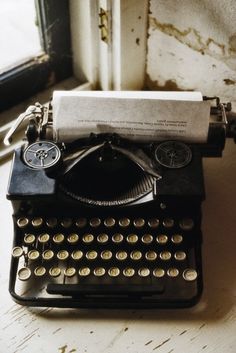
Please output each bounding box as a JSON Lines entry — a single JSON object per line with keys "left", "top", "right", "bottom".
{"left": 4, "top": 91, "right": 236, "bottom": 308}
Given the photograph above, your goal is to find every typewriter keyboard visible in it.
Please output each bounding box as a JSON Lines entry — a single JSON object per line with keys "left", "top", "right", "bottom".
{"left": 11, "top": 215, "right": 201, "bottom": 307}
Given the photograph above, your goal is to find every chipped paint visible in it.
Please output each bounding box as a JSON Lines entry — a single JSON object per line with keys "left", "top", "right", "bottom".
{"left": 145, "top": 73, "right": 193, "bottom": 91}
{"left": 224, "top": 78, "right": 236, "bottom": 85}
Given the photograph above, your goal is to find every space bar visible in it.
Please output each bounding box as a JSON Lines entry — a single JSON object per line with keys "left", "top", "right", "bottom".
{"left": 47, "top": 284, "right": 164, "bottom": 296}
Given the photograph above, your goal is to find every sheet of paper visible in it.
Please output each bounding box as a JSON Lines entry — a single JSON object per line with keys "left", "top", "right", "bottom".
{"left": 52, "top": 91, "right": 210, "bottom": 143}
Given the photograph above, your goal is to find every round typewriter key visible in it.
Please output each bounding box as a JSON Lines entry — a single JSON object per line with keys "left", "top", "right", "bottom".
{"left": 183, "top": 268, "right": 198, "bottom": 281}
{"left": 174, "top": 251, "right": 186, "bottom": 261}
{"left": 61, "top": 218, "right": 72, "bottom": 228}
{"left": 28, "top": 249, "right": 40, "bottom": 260}
{"left": 153, "top": 268, "right": 165, "bottom": 278}
{"left": 67, "top": 233, "right": 79, "bottom": 244}
{"left": 163, "top": 218, "right": 174, "bottom": 228}
{"left": 156, "top": 234, "right": 168, "bottom": 245}
{"left": 12, "top": 246, "right": 24, "bottom": 258}
{"left": 76, "top": 217, "right": 87, "bottom": 228}
{"left": 141, "top": 234, "right": 153, "bottom": 244}
{"left": 18, "top": 267, "right": 31, "bottom": 281}
{"left": 24, "top": 234, "right": 35, "bottom": 245}
{"left": 171, "top": 234, "right": 183, "bottom": 244}
{"left": 94, "top": 267, "right": 105, "bottom": 277}
{"left": 101, "top": 250, "right": 112, "bottom": 260}
{"left": 126, "top": 234, "right": 138, "bottom": 244}
{"left": 179, "top": 218, "right": 194, "bottom": 231}
{"left": 53, "top": 233, "right": 64, "bottom": 244}
{"left": 71, "top": 250, "right": 83, "bottom": 260}
{"left": 46, "top": 217, "right": 57, "bottom": 228}
{"left": 119, "top": 217, "right": 130, "bottom": 228}
{"left": 148, "top": 218, "right": 159, "bottom": 228}
{"left": 97, "top": 233, "right": 109, "bottom": 243}
{"left": 123, "top": 267, "right": 135, "bottom": 277}
{"left": 167, "top": 268, "right": 179, "bottom": 278}
{"left": 42, "top": 249, "right": 54, "bottom": 261}
{"left": 145, "top": 251, "right": 157, "bottom": 261}
{"left": 49, "top": 267, "right": 61, "bottom": 278}
{"left": 130, "top": 250, "right": 142, "bottom": 261}
{"left": 89, "top": 218, "right": 101, "bottom": 228}
{"left": 82, "top": 233, "right": 94, "bottom": 243}
{"left": 116, "top": 251, "right": 128, "bottom": 261}
{"left": 79, "top": 267, "right": 90, "bottom": 276}
{"left": 38, "top": 233, "right": 50, "bottom": 244}
{"left": 34, "top": 266, "right": 46, "bottom": 277}
{"left": 133, "top": 218, "right": 145, "bottom": 228}
{"left": 64, "top": 267, "right": 76, "bottom": 277}
{"left": 17, "top": 217, "right": 29, "bottom": 228}
{"left": 86, "top": 250, "right": 98, "bottom": 260}
{"left": 104, "top": 217, "right": 115, "bottom": 227}
{"left": 160, "top": 251, "right": 171, "bottom": 261}
{"left": 57, "top": 250, "right": 69, "bottom": 261}
{"left": 32, "top": 217, "right": 43, "bottom": 228}
{"left": 138, "top": 268, "right": 150, "bottom": 277}
{"left": 108, "top": 267, "right": 120, "bottom": 277}
{"left": 112, "top": 233, "right": 123, "bottom": 243}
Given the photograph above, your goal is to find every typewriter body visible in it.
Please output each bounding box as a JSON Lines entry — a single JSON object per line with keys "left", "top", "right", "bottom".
{"left": 5, "top": 92, "right": 236, "bottom": 308}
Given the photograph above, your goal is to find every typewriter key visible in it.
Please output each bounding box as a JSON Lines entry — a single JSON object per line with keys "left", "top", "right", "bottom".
{"left": 148, "top": 218, "right": 160, "bottom": 228}
{"left": 32, "top": 217, "right": 43, "bottom": 228}
{"left": 156, "top": 234, "right": 168, "bottom": 245}
{"left": 160, "top": 251, "right": 171, "bottom": 261}
{"left": 123, "top": 267, "right": 135, "bottom": 277}
{"left": 171, "top": 234, "right": 183, "bottom": 244}
{"left": 101, "top": 250, "right": 112, "bottom": 260}
{"left": 53, "top": 233, "right": 65, "bottom": 244}
{"left": 112, "top": 233, "right": 123, "bottom": 243}
{"left": 163, "top": 218, "right": 174, "bottom": 228}
{"left": 24, "top": 234, "right": 35, "bottom": 244}
{"left": 145, "top": 251, "right": 157, "bottom": 261}
{"left": 28, "top": 250, "right": 40, "bottom": 260}
{"left": 104, "top": 217, "right": 116, "bottom": 227}
{"left": 130, "top": 250, "right": 142, "bottom": 261}
{"left": 116, "top": 251, "right": 128, "bottom": 261}
{"left": 179, "top": 218, "right": 194, "bottom": 231}
{"left": 42, "top": 249, "right": 54, "bottom": 261}
{"left": 153, "top": 268, "right": 165, "bottom": 278}
{"left": 34, "top": 266, "right": 46, "bottom": 277}
{"left": 82, "top": 233, "right": 94, "bottom": 243}
{"left": 174, "top": 251, "right": 186, "bottom": 261}
{"left": 64, "top": 267, "right": 76, "bottom": 277}
{"left": 133, "top": 218, "right": 145, "bottom": 228}
{"left": 167, "top": 268, "right": 179, "bottom": 277}
{"left": 141, "top": 234, "right": 153, "bottom": 244}
{"left": 17, "top": 217, "right": 29, "bottom": 228}
{"left": 126, "top": 234, "right": 138, "bottom": 244}
{"left": 57, "top": 250, "right": 69, "bottom": 260}
{"left": 97, "top": 233, "right": 109, "bottom": 243}
{"left": 183, "top": 269, "right": 198, "bottom": 281}
{"left": 71, "top": 250, "right": 83, "bottom": 260}
{"left": 49, "top": 267, "right": 61, "bottom": 278}
{"left": 119, "top": 218, "right": 130, "bottom": 228}
{"left": 76, "top": 218, "right": 87, "bottom": 228}
{"left": 46, "top": 217, "right": 58, "bottom": 228}
{"left": 67, "top": 233, "right": 79, "bottom": 244}
{"left": 138, "top": 268, "right": 150, "bottom": 277}
{"left": 89, "top": 218, "right": 101, "bottom": 228}
{"left": 79, "top": 267, "right": 90, "bottom": 276}
{"left": 108, "top": 267, "right": 120, "bottom": 277}
{"left": 18, "top": 267, "right": 31, "bottom": 281}
{"left": 86, "top": 250, "right": 98, "bottom": 260}
{"left": 12, "top": 246, "right": 24, "bottom": 258}
{"left": 38, "top": 233, "right": 50, "bottom": 244}
{"left": 94, "top": 267, "right": 105, "bottom": 277}
{"left": 61, "top": 218, "right": 72, "bottom": 228}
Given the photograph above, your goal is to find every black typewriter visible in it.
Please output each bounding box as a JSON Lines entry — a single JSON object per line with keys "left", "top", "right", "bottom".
{"left": 4, "top": 94, "right": 236, "bottom": 308}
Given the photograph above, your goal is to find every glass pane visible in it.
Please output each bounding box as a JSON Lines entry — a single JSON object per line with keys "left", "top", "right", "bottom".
{"left": 0, "top": 0, "right": 42, "bottom": 74}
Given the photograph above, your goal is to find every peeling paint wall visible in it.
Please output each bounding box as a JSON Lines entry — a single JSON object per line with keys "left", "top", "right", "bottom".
{"left": 146, "top": 0, "right": 236, "bottom": 103}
